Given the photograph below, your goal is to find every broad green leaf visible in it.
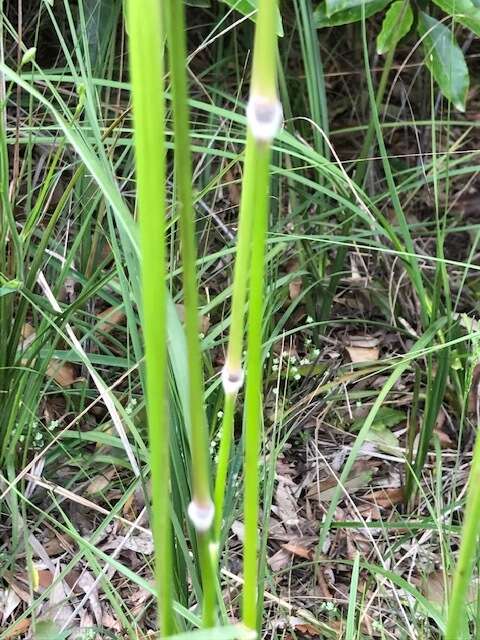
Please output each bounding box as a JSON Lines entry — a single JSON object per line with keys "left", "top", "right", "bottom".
{"left": 0, "top": 278, "right": 22, "bottom": 298}
{"left": 34, "top": 621, "right": 69, "bottom": 640}
{"left": 377, "top": 0, "right": 413, "bottom": 53}
{"left": 314, "top": 0, "right": 390, "bottom": 26}
{"left": 220, "top": 0, "right": 284, "bottom": 36}
{"left": 417, "top": 12, "right": 469, "bottom": 111}
{"left": 431, "top": 0, "right": 480, "bottom": 36}
{"left": 366, "top": 423, "right": 400, "bottom": 452}
{"left": 170, "top": 626, "right": 256, "bottom": 640}
{"left": 351, "top": 407, "right": 406, "bottom": 432}
{"left": 325, "top": 0, "right": 389, "bottom": 16}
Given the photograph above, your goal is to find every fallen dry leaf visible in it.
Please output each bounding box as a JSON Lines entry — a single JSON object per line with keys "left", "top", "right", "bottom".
{"left": 368, "top": 486, "right": 404, "bottom": 508}
{"left": 346, "top": 345, "right": 380, "bottom": 363}
{"left": 86, "top": 468, "right": 116, "bottom": 495}
{"left": 225, "top": 169, "right": 241, "bottom": 205}
{"left": 274, "top": 479, "right": 300, "bottom": 528}
{"left": 289, "top": 277, "right": 302, "bottom": 300}
{"left": 96, "top": 306, "right": 126, "bottom": 335}
{"left": 288, "top": 617, "right": 319, "bottom": 637}
{"left": 420, "top": 570, "right": 449, "bottom": 606}
{"left": 4, "top": 618, "right": 31, "bottom": 639}
{"left": 76, "top": 569, "right": 102, "bottom": 626}
{"left": 122, "top": 492, "right": 136, "bottom": 521}
{"left": 1, "top": 588, "right": 21, "bottom": 625}
{"left": 46, "top": 359, "right": 77, "bottom": 387}
{"left": 433, "top": 410, "right": 454, "bottom": 448}
{"left": 434, "top": 428, "right": 453, "bottom": 448}
{"left": 281, "top": 542, "right": 312, "bottom": 560}
{"left": 129, "top": 585, "right": 151, "bottom": 617}
{"left": 3, "top": 573, "right": 31, "bottom": 605}
{"left": 20, "top": 322, "right": 36, "bottom": 349}
{"left": 37, "top": 569, "right": 54, "bottom": 591}
{"left": 314, "top": 564, "right": 333, "bottom": 599}
{"left": 103, "top": 531, "right": 154, "bottom": 555}
{"left": 308, "top": 465, "right": 375, "bottom": 503}
{"left": 102, "top": 608, "right": 122, "bottom": 632}
{"left": 420, "top": 570, "right": 479, "bottom": 607}
{"left": 21, "top": 324, "right": 77, "bottom": 386}
{"left": 267, "top": 547, "right": 292, "bottom": 572}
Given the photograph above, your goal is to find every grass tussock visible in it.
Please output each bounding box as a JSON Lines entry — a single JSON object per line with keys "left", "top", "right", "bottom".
{"left": 1, "top": 1, "right": 480, "bottom": 639}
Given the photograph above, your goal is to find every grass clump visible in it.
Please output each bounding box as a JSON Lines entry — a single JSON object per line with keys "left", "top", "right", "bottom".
{"left": 1, "top": 1, "right": 480, "bottom": 638}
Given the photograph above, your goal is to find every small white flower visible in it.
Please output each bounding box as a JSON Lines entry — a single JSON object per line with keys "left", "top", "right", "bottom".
{"left": 294, "top": 373, "right": 301, "bottom": 381}
{"left": 306, "top": 315, "right": 314, "bottom": 324}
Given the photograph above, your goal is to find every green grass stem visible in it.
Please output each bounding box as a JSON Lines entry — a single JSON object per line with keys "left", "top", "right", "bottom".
{"left": 445, "top": 421, "right": 480, "bottom": 638}
{"left": 242, "top": 139, "right": 271, "bottom": 632}
{"left": 164, "top": 0, "right": 216, "bottom": 627}
{"left": 240, "top": 0, "right": 281, "bottom": 631}
{"left": 126, "top": 0, "right": 172, "bottom": 633}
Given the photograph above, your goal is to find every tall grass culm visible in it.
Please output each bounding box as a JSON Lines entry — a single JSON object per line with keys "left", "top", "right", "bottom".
{"left": 125, "top": 0, "right": 172, "bottom": 635}
{"left": 235, "top": 1, "right": 282, "bottom": 633}
{"left": 214, "top": 0, "right": 282, "bottom": 555}
{"left": 163, "top": 0, "right": 219, "bottom": 630}
{"left": 128, "top": 0, "right": 281, "bottom": 634}
{"left": 446, "top": 429, "right": 480, "bottom": 638}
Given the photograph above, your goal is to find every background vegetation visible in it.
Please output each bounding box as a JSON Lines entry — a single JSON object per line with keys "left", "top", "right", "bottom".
{"left": 1, "top": 0, "right": 480, "bottom": 638}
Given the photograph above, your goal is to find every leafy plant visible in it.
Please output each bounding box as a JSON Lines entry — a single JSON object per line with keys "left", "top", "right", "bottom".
{"left": 314, "top": 0, "right": 478, "bottom": 110}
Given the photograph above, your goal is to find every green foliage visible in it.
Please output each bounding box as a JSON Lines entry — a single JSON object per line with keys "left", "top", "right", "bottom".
{"left": 2, "top": 1, "right": 480, "bottom": 638}
{"left": 314, "top": 0, "right": 390, "bottom": 26}
{"left": 351, "top": 406, "right": 406, "bottom": 432}
{"left": 431, "top": 0, "right": 480, "bottom": 35}
{"left": 418, "top": 11, "right": 469, "bottom": 111}
{"left": 326, "top": 0, "right": 376, "bottom": 14}
{"left": 376, "top": 1, "right": 413, "bottom": 54}
{"left": 126, "top": 0, "right": 172, "bottom": 631}
{"left": 220, "top": 0, "right": 284, "bottom": 35}
{"left": 34, "top": 621, "right": 70, "bottom": 640}
{"left": 315, "top": 0, "right": 473, "bottom": 110}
